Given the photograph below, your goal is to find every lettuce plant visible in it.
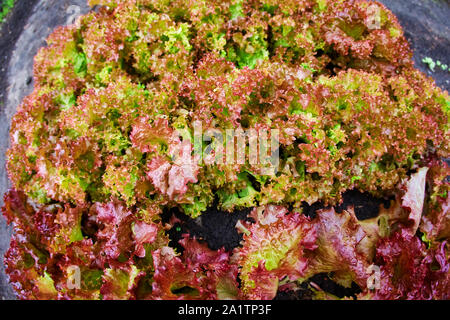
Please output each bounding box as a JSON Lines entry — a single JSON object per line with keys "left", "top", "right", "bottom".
{"left": 3, "top": 0, "right": 449, "bottom": 300}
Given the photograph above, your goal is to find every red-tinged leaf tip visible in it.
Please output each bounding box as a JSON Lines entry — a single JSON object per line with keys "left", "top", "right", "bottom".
{"left": 306, "top": 208, "right": 371, "bottom": 289}
{"left": 95, "top": 201, "right": 135, "bottom": 263}
{"left": 146, "top": 140, "right": 199, "bottom": 200}
{"left": 130, "top": 117, "right": 179, "bottom": 154}
{"left": 401, "top": 167, "right": 429, "bottom": 235}
{"left": 133, "top": 221, "right": 158, "bottom": 258}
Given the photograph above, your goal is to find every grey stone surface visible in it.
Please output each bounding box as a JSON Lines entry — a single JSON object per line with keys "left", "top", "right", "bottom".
{"left": 380, "top": 0, "right": 450, "bottom": 91}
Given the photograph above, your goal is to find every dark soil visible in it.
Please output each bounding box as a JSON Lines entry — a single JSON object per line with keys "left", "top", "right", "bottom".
{"left": 275, "top": 282, "right": 315, "bottom": 300}
{"left": 162, "top": 205, "right": 253, "bottom": 253}
{"left": 301, "top": 190, "right": 392, "bottom": 221}
{"left": 275, "top": 273, "right": 362, "bottom": 300}
{"left": 335, "top": 190, "right": 393, "bottom": 220}
{"left": 307, "top": 273, "right": 362, "bottom": 299}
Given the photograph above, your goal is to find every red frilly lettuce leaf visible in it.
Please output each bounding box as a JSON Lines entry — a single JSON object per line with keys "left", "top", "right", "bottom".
{"left": 233, "top": 205, "right": 317, "bottom": 300}
{"left": 151, "top": 236, "right": 239, "bottom": 300}
{"left": 304, "top": 207, "right": 372, "bottom": 289}
{"left": 146, "top": 140, "right": 200, "bottom": 200}
{"left": 359, "top": 229, "right": 449, "bottom": 300}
